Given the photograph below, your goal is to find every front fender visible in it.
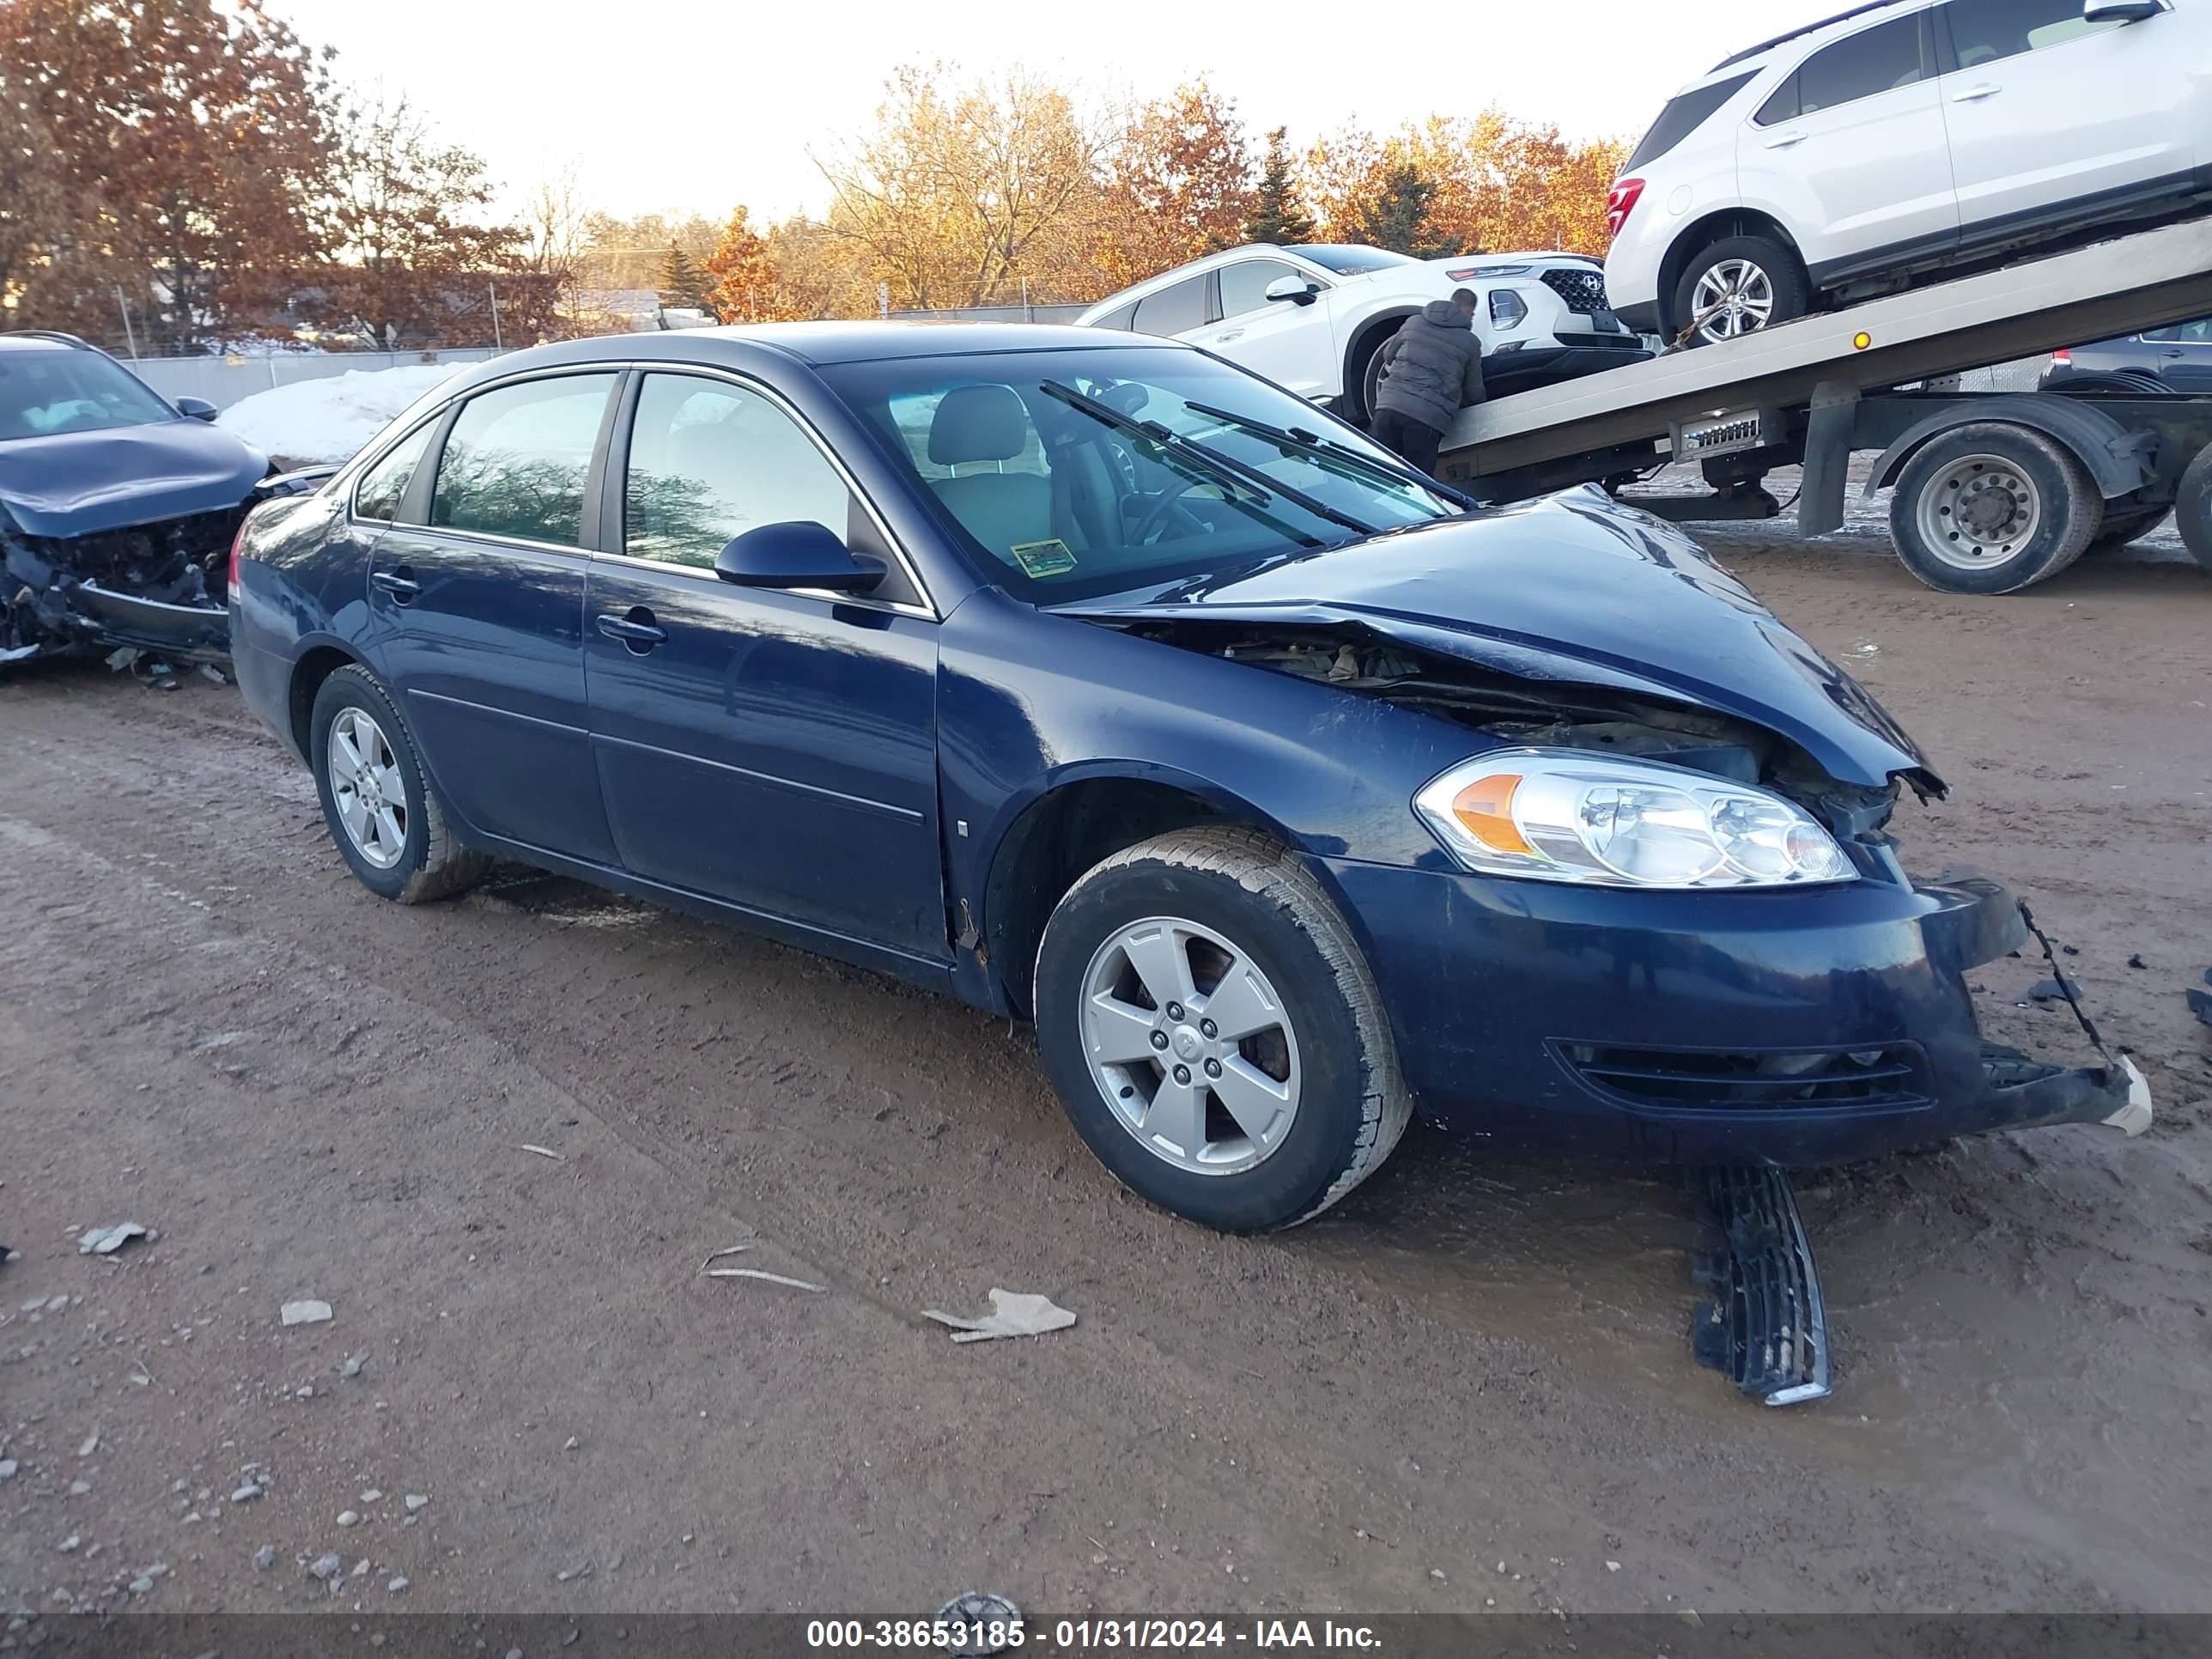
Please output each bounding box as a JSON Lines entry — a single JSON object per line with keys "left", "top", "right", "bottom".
{"left": 938, "top": 589, "right": 1473, "bottom": 951}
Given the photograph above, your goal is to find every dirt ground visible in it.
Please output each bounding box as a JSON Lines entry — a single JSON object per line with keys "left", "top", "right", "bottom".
{"left": 2, "top": 535, "right": 2209, "bottom": 1627}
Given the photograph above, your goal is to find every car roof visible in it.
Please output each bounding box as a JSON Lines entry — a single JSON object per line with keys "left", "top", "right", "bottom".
{"left": 0, "top": 331, "right": 95, "bottom": 356}
{"left": 1705, "top": 0, "right": 1927, "bottom": 76}
{"left": 456, "top": 322, "right": 1188, "bottom": 384}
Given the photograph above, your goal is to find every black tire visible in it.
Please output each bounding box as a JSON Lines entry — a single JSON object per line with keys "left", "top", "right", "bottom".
{"left": 1887, "top": 424, "right": 2104, "bottom": 594}
{"left": 2173, "top": 443, "right": 2212, "bottom": 575}
{"left": 1671, "top": 234, "right": 1810, "bottom": 348}
{"left": 1033, "top": 825, "right": 1412, "bottom": 1233}
{"left": 1343, "top": 321, "right": 1404, "bottom": 427}
{"left": 309, "top": 664, "right": 492, "bottom": 904}
{"left": 2046, "top": 370, "right": 2168, "bottom": 398}
{"left": 2086, "top": 501, "right": 2171, "bottom": 554}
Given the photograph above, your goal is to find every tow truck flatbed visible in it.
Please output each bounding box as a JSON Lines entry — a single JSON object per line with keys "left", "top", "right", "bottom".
{"left": 1430, "top": 217, "right": 2212, "bottom": 592}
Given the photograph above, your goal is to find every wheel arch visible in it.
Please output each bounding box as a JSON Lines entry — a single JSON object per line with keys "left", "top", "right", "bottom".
{"left": 287, "top": 637, "right": 366, "bottom": 762}
{"left": 1866, "top": 397, "right": 2155, "bottom": 502}
{"left": 1340, "top": 307, "right": 1421, "bottom": 418}
{"left": 980, "top": 766, "right": 1316, "bottom": 1019}
{"left": 1657, "top": 210, "right": 1805, "bottom": 337}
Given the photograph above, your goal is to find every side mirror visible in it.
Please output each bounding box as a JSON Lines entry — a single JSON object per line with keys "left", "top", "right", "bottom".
{"left": 714, "top": 520, "right": 884, "bottom": 594}
{"left": 175, "top": 396, "right": 219, "bottom": 422}
{"left": 1263, "top": 275, "right": 1321, "bottom": 308}
{"left": 2085, "top": 0, "right": 2161, "bottom": 20}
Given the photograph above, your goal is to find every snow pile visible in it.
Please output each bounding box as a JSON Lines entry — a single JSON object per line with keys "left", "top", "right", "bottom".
{"left": 218, "top": 363, "right": 470, "bottom": 466}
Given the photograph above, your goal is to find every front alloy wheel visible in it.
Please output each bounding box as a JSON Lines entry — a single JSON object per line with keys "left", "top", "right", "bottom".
{"left": 1034, "top": 825, "right": 1411, "bottom": 1233}
{"left": 1079, "top": 915, "right": 1303, "bottom": 1177}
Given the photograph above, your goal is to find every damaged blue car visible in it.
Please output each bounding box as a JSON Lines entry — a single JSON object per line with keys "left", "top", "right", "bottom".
{"left": 227, "top": 325, "right": 2153, "bottom": 1237}
{"left": 0, "top": 330, "right": 299, "bottom": 665}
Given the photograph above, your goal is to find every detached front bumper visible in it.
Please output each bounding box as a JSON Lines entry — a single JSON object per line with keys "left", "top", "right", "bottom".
{"left": 1323, "top": 858, "right": 2149, "bottom": 1167}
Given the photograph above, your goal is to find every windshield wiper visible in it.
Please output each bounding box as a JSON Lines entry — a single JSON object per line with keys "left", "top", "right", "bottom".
{"left": 1038, "top": 380, "right": 1385, "bottom": 539}
{"left": 1181, "top": 399, "right": 1480, "bottom": 512}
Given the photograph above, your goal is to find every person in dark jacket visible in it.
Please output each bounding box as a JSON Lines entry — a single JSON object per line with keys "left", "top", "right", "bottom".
{"left": 1369, "top": 289, "right": 1485, "bottom": 475}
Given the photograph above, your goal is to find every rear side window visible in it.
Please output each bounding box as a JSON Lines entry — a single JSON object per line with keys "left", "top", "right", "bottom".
{"left": 1796, "top": 15, "right": 1928, "bottom": 115}
{"left": 1091, "top": 301, "right": 1139, "bottom": 331}
{"left": 1943, "top": 0, "right": 2126, "bottom": 67}
{"left": 431, "top": 374, "right": 617, "bottom": 547}
{"left": 1624, "top": 71, "right": 1756, "bottom": 172}
{"left": 1132, "top": 276, "right": 1212, "bottom": 337}
{"left": 354, "top": 422, "right": 433, "bottom": 522}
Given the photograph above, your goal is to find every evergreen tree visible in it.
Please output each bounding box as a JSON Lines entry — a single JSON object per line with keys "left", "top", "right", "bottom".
{"left": 656, "top": 241, "right": 710, "bottom": 311}
{"left": 1345, "top": 161, "right": 1464, "bottom": 259}
{"left": 1243, "top": 128, "right": 1316, "bottom": 246}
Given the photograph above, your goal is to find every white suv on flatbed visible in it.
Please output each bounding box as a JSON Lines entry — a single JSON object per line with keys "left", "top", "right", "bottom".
{"left": 1078, "top": 243, "right": 1649, "bottom": 419}
{"left": 1605, "top": 0, "right": 2210, "bottom": 347}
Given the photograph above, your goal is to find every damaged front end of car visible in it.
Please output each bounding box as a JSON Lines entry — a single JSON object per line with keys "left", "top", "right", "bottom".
{"left": 0, "top": 469, "right": 331, "bottom": 669}
{"left": 1051, "top": 491, "right": 2152, "bottom": 1162}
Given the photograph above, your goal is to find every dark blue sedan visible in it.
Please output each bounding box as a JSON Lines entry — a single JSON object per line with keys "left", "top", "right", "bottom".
{"left": 229, "top": 325, "right": 2149, "bottom": 1231}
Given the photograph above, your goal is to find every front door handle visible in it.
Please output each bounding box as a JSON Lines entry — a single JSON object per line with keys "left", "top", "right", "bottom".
{"left": 1765, "top": 131, "right": 1807, "bottom": 149}
{"left": 595, "top": 609, "right": 667, "bottom": 653}
{"left": 370, "top": 568, "right": 419, "bottom": 604}
{"left": 1953, "top": 82, "right": 2002, "bottom": 101}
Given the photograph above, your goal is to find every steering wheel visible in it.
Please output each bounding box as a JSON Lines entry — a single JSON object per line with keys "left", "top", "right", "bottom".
{"left": 1131, "top": 477, "right": 1214, "bottom": 544}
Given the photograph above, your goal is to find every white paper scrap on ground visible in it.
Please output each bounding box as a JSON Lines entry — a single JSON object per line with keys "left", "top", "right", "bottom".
{"left": 921, "top": 1289, "right": 1077, "bottom": 1344}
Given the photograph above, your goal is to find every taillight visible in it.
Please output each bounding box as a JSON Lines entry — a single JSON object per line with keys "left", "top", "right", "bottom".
{"left": 2051, "top": 348, "right": 2072, "bottom": 365}
{"left": 228, "top": 514, "right": 252, "bottom": 597}
{"left": 1607, "top": 178, "right": 1647, "bottom": 240}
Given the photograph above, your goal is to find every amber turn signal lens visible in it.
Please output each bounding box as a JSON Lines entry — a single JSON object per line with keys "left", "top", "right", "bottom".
{"left": 1450, "top": 774, "right": 1534, "bottom": 856}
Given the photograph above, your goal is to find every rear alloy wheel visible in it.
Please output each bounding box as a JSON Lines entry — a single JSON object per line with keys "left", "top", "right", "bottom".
{"left": 1034, "top": 826, "right": 1410, "bottom": 1233}
{"left": 1888, "top": 425, "right": 2103, "bottom": 595}
{"left": 1673, "top": 235, "right": 1809, "bottom": 348}
{"left": 310, "top": 664, "right": 493, "bottom": 904}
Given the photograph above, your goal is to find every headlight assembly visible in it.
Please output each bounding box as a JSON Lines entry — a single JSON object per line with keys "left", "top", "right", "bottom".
{"left": 1413, "top": 749, "right": 1855, "bottom": 890}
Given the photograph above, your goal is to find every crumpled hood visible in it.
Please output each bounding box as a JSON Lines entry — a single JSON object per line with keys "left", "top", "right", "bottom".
{"left": 1058, "top": 489, "right": 1937, "bottom": 791}
{"left": 0, "top": 420, "right": 269, "bottom": 538}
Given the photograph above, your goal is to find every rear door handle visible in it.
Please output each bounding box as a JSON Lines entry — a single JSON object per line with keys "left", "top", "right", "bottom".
{"left": 1216, "top": 329, "right": 1245, "bottom": 343}
{"left": 1765, "top": 131, "right": 1807, "bottom": 149}
{"left": 370, "top": 568, "right": 419, "bottom": 604}
{"left": 595, "top": 610, "right": 666, "bottom": 652}
{"left": 1953, "top": 82, "right": 2002, "bottom": 101}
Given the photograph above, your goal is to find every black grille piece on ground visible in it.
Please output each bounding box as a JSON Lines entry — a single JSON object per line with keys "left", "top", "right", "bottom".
{"left": 1561, "top": 1042, "right": 1929, "bottom": 1110}
{"left": 1540, "top": 267, "right": 1613, "bottom": 314}
{"left": 1692, "top": 1167, "right": 1832, "bottom": 1407}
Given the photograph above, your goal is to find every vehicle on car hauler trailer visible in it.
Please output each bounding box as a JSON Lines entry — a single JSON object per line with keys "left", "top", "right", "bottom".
{"left": 1437, "top": 217, "right": 2212, "bottom": 592}
{"left": 230, "top": 324, "right": 2150, "bottom": 1235}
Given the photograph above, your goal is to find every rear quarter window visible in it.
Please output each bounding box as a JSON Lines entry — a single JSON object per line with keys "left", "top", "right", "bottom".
{"left": 1625, "top": 71, "right": 1757, "bottom": 172}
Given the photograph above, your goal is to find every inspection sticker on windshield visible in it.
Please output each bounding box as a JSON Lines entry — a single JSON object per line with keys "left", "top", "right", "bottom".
{"left": 1011, "top": 539, "right": 1079, "bottom": 578}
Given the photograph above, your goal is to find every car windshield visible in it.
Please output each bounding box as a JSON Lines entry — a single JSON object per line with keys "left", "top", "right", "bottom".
{"left": 821, "top": 345, "right": 1457, "bottom": 603}
{"left": 0, "top": 349, "right": 175, "bottom": 441}
{"left": 1281, "top": 245, "right": 1419, "bottom": 276}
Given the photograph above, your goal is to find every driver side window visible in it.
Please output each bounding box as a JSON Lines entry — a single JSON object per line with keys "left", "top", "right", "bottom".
{"left": 1218, "top": 258, "right": 1316, "bottom": 319}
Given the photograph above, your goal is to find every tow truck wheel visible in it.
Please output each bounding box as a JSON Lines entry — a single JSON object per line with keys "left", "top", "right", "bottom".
{"left": 1888, "top": 424, "right": 2103, "bottom": 595}
{"left": 1673, "top": 235, "right": 1809, "bottom": 348}
{"left": 2087, "top": 502, "right": 2171, "bottom": 554}
{"left": 2172, "top": 443, "right": 2212, "bottom": 575}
